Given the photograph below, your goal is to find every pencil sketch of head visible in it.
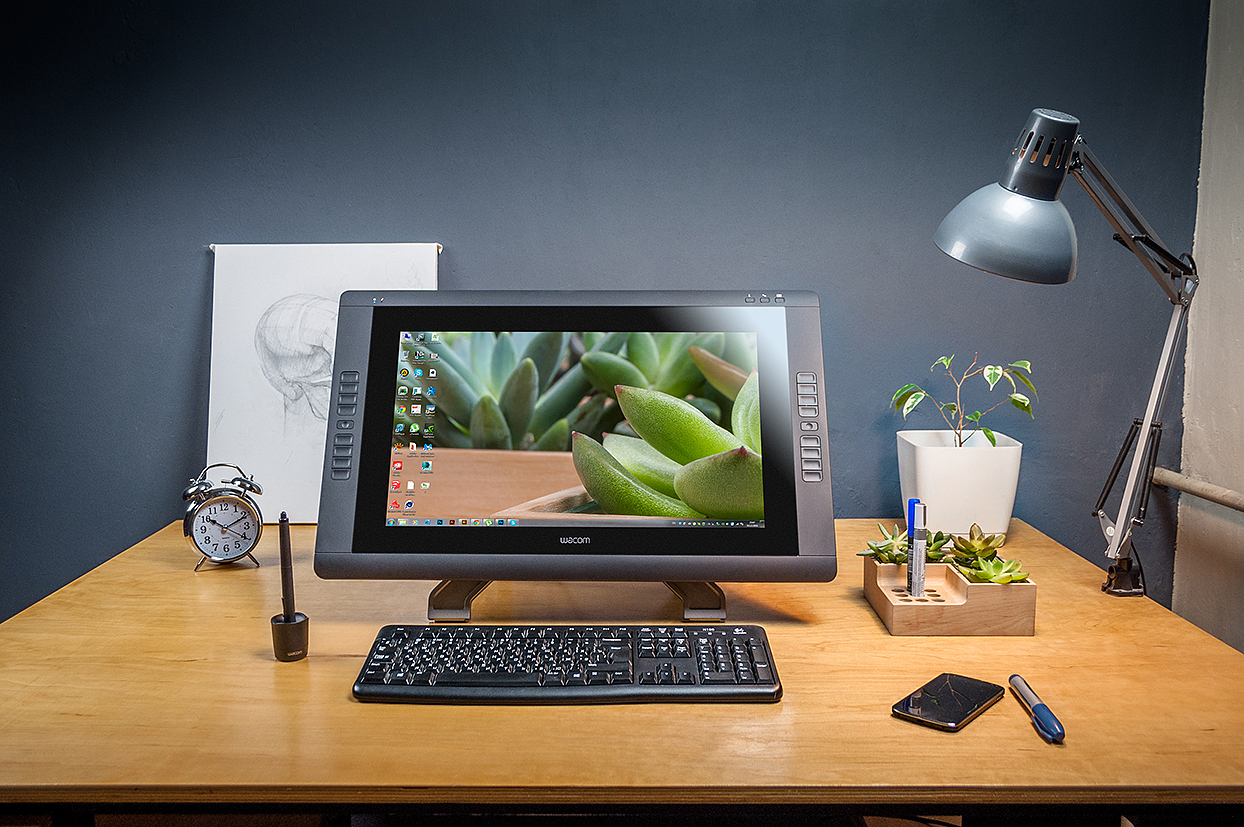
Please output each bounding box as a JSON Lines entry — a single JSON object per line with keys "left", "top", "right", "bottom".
{"left": 254, "top": 294, "right": 338, "bottom": 423}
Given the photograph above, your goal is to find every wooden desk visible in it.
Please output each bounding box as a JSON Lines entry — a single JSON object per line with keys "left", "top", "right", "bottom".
{"left": 2, "top": 520, "right": 1244, "bottom": 820}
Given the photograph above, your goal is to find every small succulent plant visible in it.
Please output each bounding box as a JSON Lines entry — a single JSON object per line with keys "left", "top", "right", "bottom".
{"left": 949, "top": 523, "right": 1006, "bottom": 560}
{"left": 858, "top": 523, "right": 952, "bottom": 564}
{"left": 572, "top": 362, "right": 764, "bottom": 521}
{"left": 860, "top": 522, "right": 1028, "bottom": 583}
{"left": 949, "top": 523, "right": 1029, "bottom": 584}
{"left": 958, "top": 554, "right": 1029, "bottom": 584}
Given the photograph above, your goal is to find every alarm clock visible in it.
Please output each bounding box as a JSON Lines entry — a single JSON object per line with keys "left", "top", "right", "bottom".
{"left": 182, "top": 463, "right": 264, "bottom": 571}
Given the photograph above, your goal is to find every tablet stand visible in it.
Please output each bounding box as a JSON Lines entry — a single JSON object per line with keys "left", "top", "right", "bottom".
{"left": 426, "top": 579, "right": 728, "bottom": 622}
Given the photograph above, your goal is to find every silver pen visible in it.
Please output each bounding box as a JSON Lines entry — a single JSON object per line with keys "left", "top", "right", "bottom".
{"left": 907, "top": 499, "right": 926, "bottom": 596}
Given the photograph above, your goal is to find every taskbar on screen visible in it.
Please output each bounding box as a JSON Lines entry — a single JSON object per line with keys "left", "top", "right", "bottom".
{"left": 384, "top": 517, "right": 764, "bottom": 528}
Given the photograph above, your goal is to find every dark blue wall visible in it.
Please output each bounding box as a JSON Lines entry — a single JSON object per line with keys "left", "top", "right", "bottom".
{"left": 1, "top": 1, "right": 1208, "bottom": 620}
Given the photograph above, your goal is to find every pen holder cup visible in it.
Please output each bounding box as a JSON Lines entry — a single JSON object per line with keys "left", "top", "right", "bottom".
{"left": 270, "top": 612, "right": 309, "bottom": 661}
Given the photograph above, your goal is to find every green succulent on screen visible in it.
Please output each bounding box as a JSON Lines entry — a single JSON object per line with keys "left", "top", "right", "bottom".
{"left": 396, "top": 331, "right": 630, "bottom": 452}
{"left": 392, "top": 329, "right": 768, "bottom": 520}
{"left": 571, "top": 359, "right": 765, "bottom": 521}
{"left": 396, "top": 330, "right": 758, "bottom": 452}
{"left": 578, "top": 331, "right": 756, "bottom": 427}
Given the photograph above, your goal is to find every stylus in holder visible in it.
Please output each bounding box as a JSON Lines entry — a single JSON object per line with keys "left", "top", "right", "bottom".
{"left": 271, "top": 512, "right": 309, "bottom": 662}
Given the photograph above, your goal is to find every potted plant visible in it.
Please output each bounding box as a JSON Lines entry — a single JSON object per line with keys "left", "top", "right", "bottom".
{"left": 859, "top": 523, "right": 1035, "bottom": 636}
{"left": 890, "top": 354, "right": 1036, "bottom": 535}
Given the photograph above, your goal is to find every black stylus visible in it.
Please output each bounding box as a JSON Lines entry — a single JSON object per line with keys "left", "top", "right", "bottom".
{"left": 279, "top": 512, "right": 295, "bottom": 621}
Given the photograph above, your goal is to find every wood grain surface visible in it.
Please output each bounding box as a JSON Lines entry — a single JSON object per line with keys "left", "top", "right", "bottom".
{"left": 2, "top": 519, "right": 1243, "bottom": 808}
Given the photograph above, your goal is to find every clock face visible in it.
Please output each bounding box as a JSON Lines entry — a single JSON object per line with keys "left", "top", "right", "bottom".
{"left": 189, "top": 495, "right": 261, "bottom": 561}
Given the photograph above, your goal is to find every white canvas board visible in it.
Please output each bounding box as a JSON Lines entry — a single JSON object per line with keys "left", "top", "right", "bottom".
{"left": 208, "top": 242, "right": 439, "bottom": 522}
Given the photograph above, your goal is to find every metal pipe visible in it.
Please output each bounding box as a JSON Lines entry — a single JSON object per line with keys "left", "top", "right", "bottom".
{"left": 1152, "top": 466, "right": 1244, "bottom": 514}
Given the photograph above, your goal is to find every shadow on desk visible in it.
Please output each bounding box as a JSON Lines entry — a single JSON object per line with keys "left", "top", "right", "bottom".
{"left": 311, "top": 579, "right": 822, "bottom": 627}
{"left": 54, "top": 807, "right": 1244, "bottom": 827}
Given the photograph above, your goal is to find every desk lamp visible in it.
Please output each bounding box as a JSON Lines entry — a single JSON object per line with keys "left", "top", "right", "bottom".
{"left": 934, "top": 108, "right": 1199, "bottom": 597}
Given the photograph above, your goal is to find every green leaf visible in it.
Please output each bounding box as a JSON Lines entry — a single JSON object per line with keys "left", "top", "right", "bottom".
{"left": 603, "top": 432, "right": 683, "bottom": 498}
{"left": 1008, "top": 360, "right": 1032, "bottom": 373}
{"left": 426, "top": 336, "right": 490, "bottom": 398}
{"left": 983, "top": 364, "right": 1004, "bottom": 390}
{"left": 654, "top": 332, "right": 696, "bottom": 364}
{"left": 530, "top": 418, "right": 570, "bottom": 451}
{"left": 616, "top": 385, "right": 742, "bottom": 465}
{"left": 901, "top": 391, "right": 925, "bottom": 418}
{"left": 1010, "top": 392, "right": 1033, "bottom": 417}
{"left": 431, "top": 360, "right": 482, "bottom": 426}
{"left": 497, "top": 357, "right": 539, "bottom": 444}
{"left": 981, "top": 426, "right": 997, "bottom": 446}
{"left": 572, "top": 433, "right": 703, "bottom": 519}
{"left": 428, "top": 407, "right": 472, "bottom": 449}
{"left": 942, "top": 402, "right": 958, "bottom": 416}
{"left": 965, "top": 410, "right": 981, "bottom": 422}
{"left": 732, "top": 371, "right": 762, "bottom": 454}
{"left": 565, "top": 393, "right": 608, "bottom": 436}
{"left": 470, "top": 332, "right": 496, "bottom": 389}
{"left": 674, "top": 445, "right": 764, "bottom": 521}
{"left": 689, "top": 345, "right": 749, "bottom": 400}
{"left": 891, "top": 384, "right": 919, "bottom": 410}
{"left": 654, "top": 332, "right": 726, "bottom": 397}
{"left": 580, "top": 351, "right": 649, "bottom": 398}
{"left": 626, "top": 332, "right": 661, "bottom": 384}
{"left": 686, "top": 396, "right": 723, "bottom": 424}
{"left": 931, "top": 356, "right": 953, "bottom": 371}
{"left": 1013, "top": 370, "right": 1038, "bottom": 400}
{"left": 469, "top": 395, "right": 512, "bottom": 450}
{"left": 489, "top": 332, "right": 518, "bottom": 395}
{"left": 527, "top": 332, "right": 626, "bottom": 438}
{"left": 722, "top": 332, "right": 758, "bottom": 373}
{"left": 519, "top": 331, "right": 570, "bottom": 395}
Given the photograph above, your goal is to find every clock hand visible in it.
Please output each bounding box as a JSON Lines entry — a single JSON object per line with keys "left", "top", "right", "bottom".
{"left": 210, "top": 514, "right": 256, "bottom": 539}
{"left": 204, "top": 516, "right": 247, "bottom": 540}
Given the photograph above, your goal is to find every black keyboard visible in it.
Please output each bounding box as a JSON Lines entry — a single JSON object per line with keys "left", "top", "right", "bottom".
{"left": 354, "top": 624, "right": 781, "bottom": 704}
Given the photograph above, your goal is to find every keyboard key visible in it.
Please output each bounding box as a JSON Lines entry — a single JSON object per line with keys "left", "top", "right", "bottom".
{"left": 434, "top": 671, "right": 542, "bottom": 687}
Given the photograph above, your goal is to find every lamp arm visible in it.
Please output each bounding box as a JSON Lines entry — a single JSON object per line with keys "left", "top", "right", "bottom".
{"left": 1094, "top": 299, "right": 1192, "bottom": 568}
{"left": 1068, "top": 137, "right": 1197, "bottom": 306}
{"left": 1066, "top": 137, "right": 1200, "bottom": 588}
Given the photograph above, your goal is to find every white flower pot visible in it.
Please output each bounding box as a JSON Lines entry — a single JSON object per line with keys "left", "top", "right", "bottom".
{"left": 896, "top": 430, "right": 1022, "bottom": 536}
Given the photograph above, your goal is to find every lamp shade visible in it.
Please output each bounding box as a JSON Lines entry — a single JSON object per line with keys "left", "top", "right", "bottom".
{"left": 935, "top": 108, "right": 1081, "bottom": 284}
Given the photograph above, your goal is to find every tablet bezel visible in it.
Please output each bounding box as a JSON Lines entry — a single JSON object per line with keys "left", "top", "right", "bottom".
{"left": 314, "top": 290, "right": 835, "bottom": 584}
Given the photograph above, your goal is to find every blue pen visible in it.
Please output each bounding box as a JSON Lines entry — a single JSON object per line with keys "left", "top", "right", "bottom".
{"left": 1009, "top": 674, "right": 1065, "bottom": 743}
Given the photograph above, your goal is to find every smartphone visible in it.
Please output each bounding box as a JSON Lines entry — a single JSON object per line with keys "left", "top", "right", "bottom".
{"left": 892, "top": 673, "right": 1005, "bottom": 731}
